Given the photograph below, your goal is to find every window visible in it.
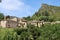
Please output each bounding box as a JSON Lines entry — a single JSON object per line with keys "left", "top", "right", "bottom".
{"left": 8, "top": 25, "right": 10, "bottom": 28}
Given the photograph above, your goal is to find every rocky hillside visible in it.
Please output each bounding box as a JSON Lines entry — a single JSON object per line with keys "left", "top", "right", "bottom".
{"left": 32, "top": 4, "right": 60, "bottom": 21}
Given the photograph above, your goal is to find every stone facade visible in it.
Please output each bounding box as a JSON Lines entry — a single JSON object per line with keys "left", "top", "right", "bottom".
{"left": 28, "top": 20, "right": 44, "bottom": 27}
{"left": 0, "top": 20, "right": 18, "bottom": 28}
{"left": 0, "top": 16, "right": 45, "bottom": 28}
{"left": 18, "top": 19, "right": 27, "bottom": 28}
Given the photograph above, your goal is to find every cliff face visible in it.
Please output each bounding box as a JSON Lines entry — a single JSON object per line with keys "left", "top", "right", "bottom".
{"left": 32, "top": 4, "right": 60, "bottom": 21}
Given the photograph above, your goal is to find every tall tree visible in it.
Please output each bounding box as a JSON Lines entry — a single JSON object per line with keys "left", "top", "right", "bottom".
{"left": 0, "top": 13, "right": 4, "bottom": 21}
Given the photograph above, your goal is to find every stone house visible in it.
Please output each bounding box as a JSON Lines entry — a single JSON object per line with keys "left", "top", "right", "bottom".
{"left": 0, "top": 16, "right": 18, "bottom": 28}
{"left": 0, "top": 20, "right": 18, "bottom": 28}
{"left": 18, "top": 19, "right": 27, "bottom": 28}
{"left": 0, "top": 16, "right": 45, "bottom": 28}
{"left": 10, "top": 17, "right": 18, "bottom": 22}
{"left": 28, "top": 20, "right": 44, "bottom": 27}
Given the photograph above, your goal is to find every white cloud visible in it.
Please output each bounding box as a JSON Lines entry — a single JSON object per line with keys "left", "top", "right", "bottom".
{"left": 0, "top": 0, "right": 26, "bottom": 10}
{"left": 0, "top": 0, "right": 35, "bottom": 17}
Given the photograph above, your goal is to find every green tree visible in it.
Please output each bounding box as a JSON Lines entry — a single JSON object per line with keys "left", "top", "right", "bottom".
{"left": 0, "top": 13, "right": 4, "bottom": 20}
{"left": 23, "top": 16, "right": 32, "bottom": 21}
{"left": 44, "top": 11, "right": 49, "bottom": 16}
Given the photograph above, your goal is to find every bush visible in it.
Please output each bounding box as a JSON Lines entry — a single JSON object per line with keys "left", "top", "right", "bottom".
{"left": 0, "top": 24, "right": 60, "bottom": 40}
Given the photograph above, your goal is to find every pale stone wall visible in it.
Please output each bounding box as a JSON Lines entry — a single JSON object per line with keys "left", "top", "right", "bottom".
{"left": 0, "top": 20, "right": 18, "bottom": 28}
{"left": 2, "top": 18, "right": 60, "bottom": 28}
{"left": 10, "top": 18, "right": 18, "bottom": 21}
{"left": 28, "top": 20, "right": 43, "bottom": 27}
{"left": 38, "top": 23, "right": 42, "bottom": 27}
{"left": 30, "top": 22, "right": 37, "bottom": 26}
{"left": 30, "top": 22, "right": 43, "bottom": 27}
{"left": 18, "top": 19, "right": 23, "bottom": 27}
{"left": 22, "top": 22, "right": 27, "bottom": 28}
{"left": 55, "top": 21, "right": 60, "bottom": 23}
{"left": 18, "top": 19, "right": 27, "bottom": 28}
{"left": 1, "top": 20, "right": 7, "bottom": 28}
{"left": 6, "top": 20, "right": 18, "bottom": 28}
{"left": 18, "top": 22, "right": 27, "bottom": 28}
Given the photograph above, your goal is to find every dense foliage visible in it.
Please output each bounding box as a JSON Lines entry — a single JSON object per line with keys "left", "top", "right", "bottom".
{"left": 23, "top": 16, "right": 32, "bottom": 21}
{"left": 0, "top": 24, "right": 60, "bottom": 40}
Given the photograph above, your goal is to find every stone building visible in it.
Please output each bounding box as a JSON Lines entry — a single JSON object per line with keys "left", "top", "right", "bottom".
{"left": 0, "top": 16, "right": 45, "bottom": 28}
{"left": 18, "top": 19, "right": 27, "bottom": 28}
{"left": 28, "top": 20, "right": 44, "bottom": 27}
{"left": 0, "top": 16, "right": 18, "bottom": 28}
{"left": 1, "top": 20, "right": 18, "bottom": 28}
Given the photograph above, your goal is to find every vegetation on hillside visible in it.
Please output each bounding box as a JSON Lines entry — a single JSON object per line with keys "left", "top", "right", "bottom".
{"left": 23, "top": 16, "right": 32, "bottom": 21}
{"left": 31, "top": 4, "right": 60, "bottom": 21}
{"left": 0, "top": 24, "right": 60, "bottom": 40}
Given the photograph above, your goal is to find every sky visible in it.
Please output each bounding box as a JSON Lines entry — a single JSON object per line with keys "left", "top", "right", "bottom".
{"left": 0, "top": 0, "right": 60, "bottom": 18}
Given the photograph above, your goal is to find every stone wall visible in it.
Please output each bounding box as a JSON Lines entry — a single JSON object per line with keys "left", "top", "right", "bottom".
{"left": 1, "top": 20, "right": 7, "bottom": 28}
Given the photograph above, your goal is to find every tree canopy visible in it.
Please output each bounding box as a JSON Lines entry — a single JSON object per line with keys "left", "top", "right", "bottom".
{"left": 0, "top": 13, "right": 4, "bottom": 20}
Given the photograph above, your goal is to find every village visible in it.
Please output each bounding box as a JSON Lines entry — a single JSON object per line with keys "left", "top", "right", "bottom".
{"left": 0, "top": 16, "right": 43, "bottom": 28}
{"left": 0, "top": 16, "right": 60, "bottom": 28}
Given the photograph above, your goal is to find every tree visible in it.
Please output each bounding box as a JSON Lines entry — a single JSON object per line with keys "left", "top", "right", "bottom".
{"left": 44, "top": 11, "right": 49, "bottom": 16}
{"left": 23, "top": 16, "right": 32, "bottom": 21}
{"left": 0, "top": 13, "right": 4, "bottom": 21}
{"left": 39, "top": 16, "right": 48, "bottom": 21}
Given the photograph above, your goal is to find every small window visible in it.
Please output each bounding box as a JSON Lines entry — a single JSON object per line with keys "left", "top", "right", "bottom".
{"left": 8, "top": 25, "right": 10, "bottom": 28}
